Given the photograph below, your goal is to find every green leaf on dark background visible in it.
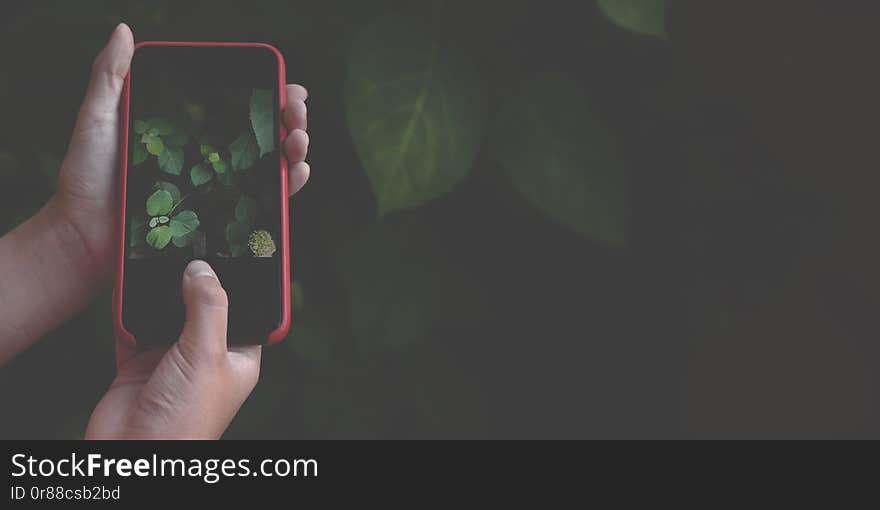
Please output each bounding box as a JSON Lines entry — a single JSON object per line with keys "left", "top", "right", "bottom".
{"left": 132, "top": 143, "right": 148, "bottom": 165}
{"left": 158, "top": 145, "right": 183, "bottom": 175}
{"left": 134, "top": 120, "right": 148, "bottom": 134}
{"left": 234, "top": 195, "right": 260, "bottom": 224}
{"left": 170, "top": 209, "right": 199, "bottom": 237}
{"left": 250, "top": 88, "right": 275, "bottom": 157}
{"left": 152, "top": 181, "right": 181, "bottom": 203}
{"left": 229, "top": 131, "right": 259, "bottom": 171}
{"left": 145, "top": 137, "right": 164, "bottom": 156}
{"left": 190, "top": 163, "right": 213, "bottom": 186}
{"left": 596, "top": 0, "right": 668, "bottom": 40}
{"left": 345, "top": 15, "right": 487, "bottom": 216}
{"left": 493, "top": 75, "right": 628, "bottom": 247}
{"left": 145, "top": 225, "right": 172, "bottom": 249}
{"left": 148, "top": 117, "right": 174, "bottom": 136}
{"left": 146, "top": 189, "right": 173, "bottom": 216}
{"left": 211, "top": 159, "right": 227, "bottom": 174}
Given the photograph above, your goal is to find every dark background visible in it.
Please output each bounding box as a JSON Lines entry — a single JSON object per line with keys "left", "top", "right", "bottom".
{"left": 0, "top": 0, "right": 878, "bottom": 439}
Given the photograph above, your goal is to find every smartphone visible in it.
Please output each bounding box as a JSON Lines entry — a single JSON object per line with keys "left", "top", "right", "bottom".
{"left": 114, "top": 42, "right": 290, "bottom": 346}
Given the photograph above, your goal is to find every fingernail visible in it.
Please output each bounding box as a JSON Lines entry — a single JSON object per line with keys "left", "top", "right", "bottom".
{"left": 185, "top": 260, "right": 216, "bottom": 279}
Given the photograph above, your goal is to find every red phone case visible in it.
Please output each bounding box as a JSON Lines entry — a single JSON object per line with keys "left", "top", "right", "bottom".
{"left": 113, "top": 41, "right": 291, "bottom": 346}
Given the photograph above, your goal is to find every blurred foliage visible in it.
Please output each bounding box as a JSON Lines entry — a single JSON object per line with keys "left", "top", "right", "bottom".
{"left": 1, "top": 0, "right": 879, "bottom": 438}
{"left": 596, "top": 0, "right": 668, "bottom": 40}
{"left": 493, "top": 74, "right": 628, "bottom": 246}
{"left": 345, "top": 15, "right": 486, "bottom": 216}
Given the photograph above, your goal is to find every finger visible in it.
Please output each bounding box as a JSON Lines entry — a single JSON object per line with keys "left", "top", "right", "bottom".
{"left": 227, "top": 345, "right": 262, "bottom": 397}
{"left": 283, "top": 99, "right": 307, "bottom": 131}
{"left": 288, "top": 161, "right": 310, "bottom": 196}
{"left": 287, "top": 83, "right": 308, "bottom": 102}
{"left": 61, "top": 23, "right": 135, "bottom": 198}
{"left": 178, "top": 260, "right": 228, "bottom": 363}
{"left": 284, "top": 129, "right": 309, "bottom": 163}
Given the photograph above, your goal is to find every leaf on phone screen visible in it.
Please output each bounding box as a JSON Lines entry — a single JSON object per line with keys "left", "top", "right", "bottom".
{"left": 200, "top": 144, "right": 215, "bottom": 157}
{"left": 145, "top": 136, "right": 164, "bottom": 156}
{"left": 146, "top": 189, "right": 173, "bottom": 216}
{"left": 345, "top": 15, "right": 487, "bottom": 216}
{"left": 190, "top": 163, "right": 213, "bottom": 186}
{"left": 596, "top": 0, "right": 668, "bottom": 40}
{"left": 225, "top": 220, "right": 251, "bottom": 257}
{"left": 211, "top": 159, "right": 227, "bottom": 174}
{"left": 234, "top": 195, "right": 260, "bottom": 224}
{"left": 229, "top": 131, "right": 259, "bottom": 171}
{"left": 148, "top": 117, "right": 174, "bottom": 136}
{"left": 146, "top": 225, "right": 172, "bottom": 249}
{"left": 132, "top": 142, "right": 148, "bottom": 165}
{"left": 158, "top": 145, "right": 183, "bottom": 175}
{"left": 250, "top": 88, "right": 275, "bottom": 157}
{"left": 170, "top": 209, "right": 199, "bottom": 236}
{"left": 172, "top": 231, "right": 195, "bottom": 248}
{"left": 492, "top": 74, "right": 628, "bottom": 246}
{"left": 152, "top": 181, "right": 181, "bottom": 203}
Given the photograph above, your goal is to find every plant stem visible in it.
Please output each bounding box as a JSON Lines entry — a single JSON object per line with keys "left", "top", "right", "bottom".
{"left": 168, "top": 191, "right": 194, "bottom": 216}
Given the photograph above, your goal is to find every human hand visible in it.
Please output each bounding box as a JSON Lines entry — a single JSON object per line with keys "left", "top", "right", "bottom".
{"left": 52, "top": 23, "right": 311, "bottom": 282}
{"left": 76, "top": 25, "right": 310, "bottom": 439}
{"left": 86, "top": 261, "right": 252, "bottom": 438}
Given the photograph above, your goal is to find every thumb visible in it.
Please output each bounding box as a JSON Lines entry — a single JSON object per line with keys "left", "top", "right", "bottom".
{"left": 178, "top": 260, "right": 229, "bottom": 363}
{"left": 61, "top": 23, "right": 134, "bottom": 198}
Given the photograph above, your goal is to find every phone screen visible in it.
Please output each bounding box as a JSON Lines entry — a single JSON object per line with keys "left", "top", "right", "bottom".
{"left": 122, "top": 45, "right": 283, "bottom": 345}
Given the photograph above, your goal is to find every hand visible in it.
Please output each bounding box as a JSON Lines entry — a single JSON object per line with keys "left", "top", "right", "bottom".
{"left": 83, "top": 24, "right": 311, "bottom": 439}
{"left": 86, "top": 261, "right": 252, "bottom": 439}
{"left": 54, "top": 23, "right": 310, "bottom": 281}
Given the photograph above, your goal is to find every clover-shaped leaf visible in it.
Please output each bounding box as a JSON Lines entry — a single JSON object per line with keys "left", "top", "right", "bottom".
{"left": 142, "top": 187, "right": 201, "bottom": 251}
{"left": 146, "top": 225, "right": 172, "bottom": 249}
{"left": 146, "top": 189, "right": 173, "bottom": 216}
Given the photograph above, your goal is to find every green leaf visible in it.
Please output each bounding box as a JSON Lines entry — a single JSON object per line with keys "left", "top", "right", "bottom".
{"left": 199, "top": 144, "right": 214, "bottom": 157}
{"left": 345, "top": 16, "right": 487, "bottom": 216}
{"left": 148, "top": 117, "right": 174, "bottom": 135}
{"left": 234, "top": 195, "right": 260, "bottom": 223}
{"left": 134, "top": 120, "right": 148, "bottom": 134}
{"left": 164, "top": 129, "right": 188, "bottom": 147}
{"left": 493, "top": 75, "right": 628, "bottom": 246}
{"left": 157, "top": 215, "right": 169, "bottom": 225}
{"left": 146, "top": 225, "right": 172, "bottom": 249}
{"left": 148, "top": 217, "right": 158, "bottom": 228}
{"left": 170, "top": 209, "right": 199, "bottom": 236}
{"left": 146, "top": 189, "right": 173, "bottom": 216}
{"left": 208, "top": 152, "right": 220, "bottom": 163}
{"left": 152, "top": 181, "right": 181, "bottom": 203}
{"left": 172, "top": 231, "right": 195, "bottom": 247}
{"left": 596, "top": 0, "right": 668, "bottom": 40}
{"left": 226, "top": 221, "right": 251, "bottom": 257}
{"left": 211, "top": 159, "right": 227, "bottom": 174}
{"left": 190, "top": 163, "right": 213, "bottom": 186}
{"left": 229, "top": 131, "right": 259, "bottom": 171}
{"left": 145, "top": 137, "right": 165, "bottom": 156}
{"left": 158, "top": 145, "right": 183, "bottom": 175}
{"left": 249, "top": 88, "right": 275, "bottom": 157}
{"left": 132, "top": 143, "right": 148, "bottom": 165}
